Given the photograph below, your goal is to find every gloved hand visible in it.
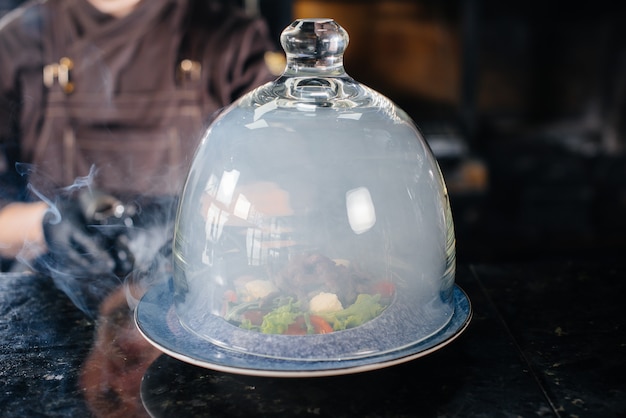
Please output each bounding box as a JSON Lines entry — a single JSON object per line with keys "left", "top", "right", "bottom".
{"left": 40, "top": 190, "right": 135, "bottom": 278}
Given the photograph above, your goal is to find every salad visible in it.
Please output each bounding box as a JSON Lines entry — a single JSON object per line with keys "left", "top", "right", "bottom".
{"left": 223, "top": 253, "right": 395, "bottom": 335}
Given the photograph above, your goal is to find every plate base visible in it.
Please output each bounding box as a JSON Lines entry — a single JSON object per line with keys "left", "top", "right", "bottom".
{"left": 135, "top": 282, "right": 472, "bottom": 377}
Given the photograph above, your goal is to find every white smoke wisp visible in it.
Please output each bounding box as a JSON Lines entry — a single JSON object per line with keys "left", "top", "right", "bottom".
{"left": 12, "top": 162, "right": 177, "bottom": 317}
{"left": 11, "top": 165, "right": 95, "bottom": 267}
{"left": 22, "top": 164, "right": 99, "bottom": 225}
{"left": 12, "top": 164, "right": 120, "bottom": 317}
{"left": 122, "top": 196, "right": 178, "bottom": 311}
{"left": 123, "top": 223, "right": 173, "bottom": 311}
{"left": 61, "top": 164, "right": 98, "bottom": 193}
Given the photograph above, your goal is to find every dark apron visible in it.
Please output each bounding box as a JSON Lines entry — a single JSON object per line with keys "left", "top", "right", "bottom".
{"left": 31, "top": 0, "right": 205, "bottom": 198}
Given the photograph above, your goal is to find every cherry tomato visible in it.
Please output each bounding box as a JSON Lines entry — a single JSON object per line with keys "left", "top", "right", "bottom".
{"left": 284, "top": 315, "right": 334, "bottom": 335}
{"left": 284, "top": 316, "right": 307, "bottom": 335}
{"left": 309, "top": 315, "right": 334, "bottom": 334}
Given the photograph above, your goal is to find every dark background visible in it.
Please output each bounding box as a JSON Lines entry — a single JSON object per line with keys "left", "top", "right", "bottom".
{"left": 277, "top": 0, "right": 626, "bottom": 264}
{"left": 2, "top": 0, "right": 625, "bottom": 263}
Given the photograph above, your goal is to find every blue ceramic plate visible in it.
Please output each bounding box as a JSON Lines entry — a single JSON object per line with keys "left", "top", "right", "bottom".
{"left": 135, "top": 281, "right": 472, "bottom": 377}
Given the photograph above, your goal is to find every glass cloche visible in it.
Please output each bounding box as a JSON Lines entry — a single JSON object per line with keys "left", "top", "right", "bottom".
{"left": 140, "top": 18, "right": 470, "bottom": 371}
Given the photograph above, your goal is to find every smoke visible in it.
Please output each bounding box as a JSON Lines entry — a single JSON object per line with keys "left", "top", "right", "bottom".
{"left": 15, "top": 164, "right": 176, "bottom": 318}
{"left": 41, "top": 263, "right": 123, "bottom": 319}
{"left": 62, "top": 164, "right": 99, "bottom": 192}
{"left": 122, "top": 196, "right": 177, "bottom": 311}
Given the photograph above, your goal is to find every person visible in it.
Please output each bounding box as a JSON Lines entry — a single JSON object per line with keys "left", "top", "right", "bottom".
{"left": 0, "top": 0, "right": 276, "bottom": 314}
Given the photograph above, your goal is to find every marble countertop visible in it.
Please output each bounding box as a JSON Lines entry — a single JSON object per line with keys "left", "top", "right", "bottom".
{"left": 1, "top": 258, "right": 624, "bottom": 417}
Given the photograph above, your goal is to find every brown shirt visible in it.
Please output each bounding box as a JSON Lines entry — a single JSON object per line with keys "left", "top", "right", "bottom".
{"left": 0, "top": 0, "right": 275, "bottom": 202}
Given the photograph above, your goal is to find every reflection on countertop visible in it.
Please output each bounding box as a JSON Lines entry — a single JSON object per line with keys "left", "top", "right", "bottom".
{"left": 80, "top": 287, "right": 160, "bottom": 418}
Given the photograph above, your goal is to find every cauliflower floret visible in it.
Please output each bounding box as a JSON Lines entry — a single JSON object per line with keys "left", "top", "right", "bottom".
{"left": 244, "top": 279, "right": 277, "bottom": 300}
{"left": 309, "top": 292, "right": 343, "bottom": 313}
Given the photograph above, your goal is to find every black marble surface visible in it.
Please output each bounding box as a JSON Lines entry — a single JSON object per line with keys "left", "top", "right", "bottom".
{"left": 1, "top": 259, "right": 624, "bottom": 417}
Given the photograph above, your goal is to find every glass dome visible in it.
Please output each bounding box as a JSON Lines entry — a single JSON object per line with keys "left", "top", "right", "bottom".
{"left": 171, "top": 18, "right": 457, "bottom": 362}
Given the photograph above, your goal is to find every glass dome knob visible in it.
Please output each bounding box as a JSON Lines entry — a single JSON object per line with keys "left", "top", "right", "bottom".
{"left": 280, "top": 18, "right": 348, "bottom": 76}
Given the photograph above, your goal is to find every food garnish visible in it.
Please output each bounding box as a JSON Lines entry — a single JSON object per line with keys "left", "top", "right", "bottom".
{"left": 224, "top": 253, "right": 394, "bottom": 335}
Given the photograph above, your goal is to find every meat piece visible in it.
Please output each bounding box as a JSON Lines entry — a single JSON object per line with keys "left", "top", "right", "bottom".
{"left": 274, "top": 253, "right": 360, "bottom": 305}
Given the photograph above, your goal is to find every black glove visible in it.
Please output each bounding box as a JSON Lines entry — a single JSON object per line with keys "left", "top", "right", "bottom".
{"left": 40, "top": 190, "right": 135, "bottom": 278}
{"left": 37, "top": 191, "right": 177, "bottom": 316}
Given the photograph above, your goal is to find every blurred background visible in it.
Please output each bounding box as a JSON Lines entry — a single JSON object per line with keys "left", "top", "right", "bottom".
{"left": 262, "top": 0, "right": 626, "bottom": 264}
{"left": 2, "top": 0, "right": 625, "bottom": 263}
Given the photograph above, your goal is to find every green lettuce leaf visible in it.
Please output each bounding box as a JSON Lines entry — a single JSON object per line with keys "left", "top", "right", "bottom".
{"left": 260, "top": 299, "right": 301, "bottom": 334}
{"left": 321, "top": 293, "right": 385, "bottom": 331}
